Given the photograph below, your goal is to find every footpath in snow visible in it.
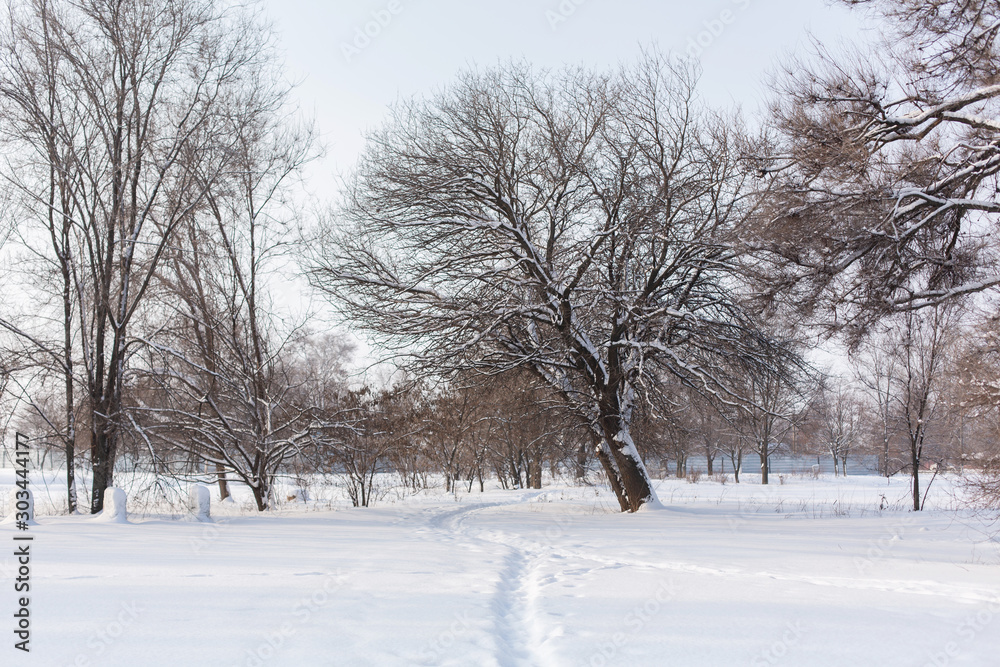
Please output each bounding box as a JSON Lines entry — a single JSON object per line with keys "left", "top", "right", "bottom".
{"left": 1, "top": 473, "right": 999, "bottom": 666}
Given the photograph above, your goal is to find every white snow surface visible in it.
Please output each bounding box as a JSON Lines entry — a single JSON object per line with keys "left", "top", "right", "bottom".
{"left": 2, "top": 471, "right": 999, "bottom": 666}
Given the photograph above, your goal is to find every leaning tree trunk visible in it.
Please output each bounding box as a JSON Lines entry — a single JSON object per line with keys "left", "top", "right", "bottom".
{"left": 591, "top": 435, "right": 629, "bottom": 512}
{"left": 595, "top": 405, "right": 657, "bottom": 512}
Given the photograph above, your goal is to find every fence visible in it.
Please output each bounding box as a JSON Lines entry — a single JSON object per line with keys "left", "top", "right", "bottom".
{"left": 678, "top": 454, "right": 881, "bottom": 477}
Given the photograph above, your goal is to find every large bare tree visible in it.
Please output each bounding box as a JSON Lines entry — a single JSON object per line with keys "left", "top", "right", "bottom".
{"left": 310, "top": 56, "right": 792, "bottom": 512}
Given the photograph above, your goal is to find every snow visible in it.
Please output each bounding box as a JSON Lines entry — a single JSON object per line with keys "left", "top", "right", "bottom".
{"left": 0, "top": 488, "right": 37, "bottom": 526}
{"left": 186, "top": 485, "right": 212, "bottom": 523}
{"left": 92, "top": 487, "right": 129, "bottom": 524}
{"left": 2, "top": 471, "right": 999, "bottom": 666}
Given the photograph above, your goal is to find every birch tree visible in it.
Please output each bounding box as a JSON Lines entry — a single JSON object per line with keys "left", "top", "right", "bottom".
{"left": 311, "top": 56, "right": 792, "bottom": 512}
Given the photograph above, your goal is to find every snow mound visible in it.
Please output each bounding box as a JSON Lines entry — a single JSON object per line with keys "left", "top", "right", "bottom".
{"left": 1, "top": 488, "right": 39, "bottom": 526}
{"left": 186, "top": 485, "right": 212, "bottom": 522}
{"left": 636, "top": 497, "right": 667, "bottom": 512}
{"left": 92, "top": 487, "right": 129, "bottom": 523}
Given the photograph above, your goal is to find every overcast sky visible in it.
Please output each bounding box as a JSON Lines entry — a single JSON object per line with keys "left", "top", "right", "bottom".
{"left": 261, "top": 0, "right": 870, "bottom": 194}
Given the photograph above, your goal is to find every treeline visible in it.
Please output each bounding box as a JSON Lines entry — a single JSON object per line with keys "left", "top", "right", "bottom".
{"left": 1, "top": 0, "right": 999, "bottom": 514}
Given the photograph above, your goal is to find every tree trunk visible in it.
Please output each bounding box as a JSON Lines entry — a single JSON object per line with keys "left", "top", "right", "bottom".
{"left": 759, "top": 441, "right": 769, "bottom": 485}
{"left": 61, "top": 239, "right": 77, "bottom": 514}
{"left": 596, "top": 408, "right": 656, "bottom": 512}
{"left": 575, "top": 440, "right": 589, "bottom": 478}
{"left": 529, "top": 456, "right": 542, "bottom": 489}
{"left": 215, "top": 463, "right": 230, "bottom": 500}
{"left": 593, "top": 437, "right": 629, "bottom": 512}
{"left": 910, "top": 439, "right": 921, "bottom": 512}
{"left": 89, "top": 416, "right": 116, "bottom": 513}
{"left": 883, "top": 433, "right": 891, "bottom": 478}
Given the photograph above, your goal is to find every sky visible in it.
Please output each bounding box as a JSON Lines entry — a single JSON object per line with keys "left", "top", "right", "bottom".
{"left": 260, "top": 0, "right": 871, "bottom": 195}
{"left": 257, "top": 0, "right": 871, "bottom": 378}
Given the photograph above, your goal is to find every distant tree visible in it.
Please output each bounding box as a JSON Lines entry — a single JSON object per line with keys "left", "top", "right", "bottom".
{"left": 953, "top": 308, "right": 1000, "bottom": 508}
{"left": 691, "top": 397, "right": 727, "bottom": 477}
{"left": 890, "top": 305, "right": 960, "bottom": 511}
{"left": 853, "top": 336, "right": 901, "bottom": 477}
{"left": 813, "top": 378, "right": 864, "bottom": 476}
{"left": 479, "top": 372, "right": 562, "bottom": 491}
{"left": 317, "top": 387, "right": 412, "bottom": 508}
{"left": 425, "top": 381, "right": 489, "bottom": 494}
{"left": 717, "top": 429, "right": 750, "bottom": 484}
{"left": 731, "top": 360, "right": 799, "bottom": 485}
{"left": 311, "top": 55, "right": 792, "bottom": 512}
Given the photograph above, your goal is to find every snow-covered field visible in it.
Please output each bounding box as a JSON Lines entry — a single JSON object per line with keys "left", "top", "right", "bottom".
{"left": 3, "top": 471, "right": 999, "bottom": 666}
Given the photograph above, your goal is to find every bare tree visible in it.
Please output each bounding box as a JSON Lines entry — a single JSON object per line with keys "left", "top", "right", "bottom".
{"left": 890, "top": 305, "right": 959, "bottom": 511}
{"left": 311, "top": 55, "right": 791, "bottom": 512}
{"left": 131, "top": 77, "right": 319, "bottom": 511}
{"left": 691, "top": 396, "right": 727, "bottom": 476}
{"left": 424, "top": 381, "right": 487, "bottom": 493}
{"left": 717, "top": 428, "right": 750, "bottom": 484}
{"left": 0, "top": 0, "right": 83, "bottom": 510}
{"left": 757, "top": 0, "right": 1000, "bottom": 339}
{"left": 953, "top": 307, "right": 1000, "bottom": 508}
{"left": 731, "top": 361, "right": 798, "bottom": 485}
{"left": 481, "top": 371, "right": 563, "bottom": 491}
{"left": 853, "top": 336, "right": 900, "bottom": 477}
{"left": 316, "top": 386, "right": 411, "bottom": 508}
{"left": 0, "top": 0, "right": 281, "bottom": 512}
{"left": 813, "top": 377, "right": 864, "bottom": 476}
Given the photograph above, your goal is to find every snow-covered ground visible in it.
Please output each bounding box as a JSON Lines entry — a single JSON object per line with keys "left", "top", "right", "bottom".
{"left": 2, "top": 471, "right": 999, "bottom": 666}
